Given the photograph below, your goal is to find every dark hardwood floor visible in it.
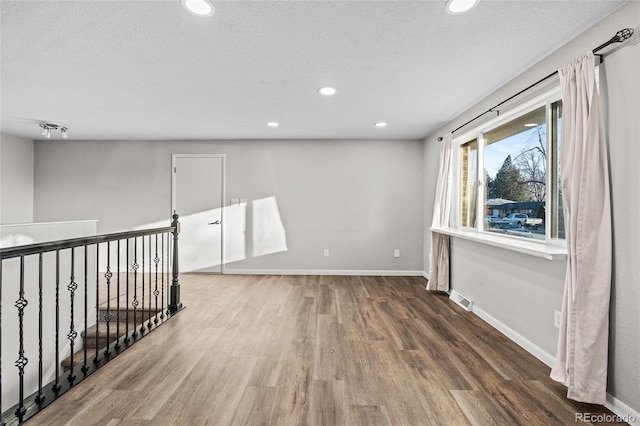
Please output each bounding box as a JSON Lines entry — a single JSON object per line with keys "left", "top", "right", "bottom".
{"left": 32, "top": 274, "right": 620, "bottom": 425}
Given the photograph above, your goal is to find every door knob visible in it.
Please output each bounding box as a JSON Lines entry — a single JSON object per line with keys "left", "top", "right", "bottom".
{"left": 208, "top": 220, "right": 221, "bottom": 225}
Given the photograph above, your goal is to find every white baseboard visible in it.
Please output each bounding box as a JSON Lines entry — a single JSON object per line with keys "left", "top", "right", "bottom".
{"left": 471, "top": 305, "right": 556, "bottom": 368}
{"left": 222, "top": 269, "right": 424, "bottom": 276}
{"left": 422, "top": 271, "right": 430, "bottom": 280}
{"left": 472, "top": 304, "right": 639, "bottom": 423}
{"left": 605, "top": 394, "right": 640, "bottom": 425}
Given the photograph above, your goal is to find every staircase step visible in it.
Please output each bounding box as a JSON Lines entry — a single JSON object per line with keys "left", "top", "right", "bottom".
{"left": 83, "top": 321, "right": 158, "bottom": 349}
{"left": 61, "top": 349, "right": 99, "bottom": 372}
{"left": 61, "top": 307, "right": 166, "bottom": 373}
{"left": 60, "top": 345, "right": 126, "bottom": 372}
{"left": 98, "top": 307, "right": 164, "bottom": 323}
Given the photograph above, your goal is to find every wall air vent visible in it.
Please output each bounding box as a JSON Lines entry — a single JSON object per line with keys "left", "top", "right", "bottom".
{"left": 449, "top": 290, "right": 474, "bottom": 312}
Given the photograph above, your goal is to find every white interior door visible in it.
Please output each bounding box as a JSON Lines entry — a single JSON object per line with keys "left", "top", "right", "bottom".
{"left": 171, "top": 154, "right": 224, "bottom": 273}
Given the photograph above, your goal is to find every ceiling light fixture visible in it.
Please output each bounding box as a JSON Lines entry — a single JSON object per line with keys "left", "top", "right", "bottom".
{"left": 318, "top": 87, "right": 337, "bottom": 96}
{"left": 445, "top": 0, "right": 479, "bottom": 15}
{"left": 267, "top": 122, "right": 279, "bottom": 127}
{"left": 374, "top": 122, "right": 388, "bottom": 128}
{"left": 38, "top": 122, "right": 69, "bottom": 139}
{"left": 181, "top": 0, "right": 215, "bottom": 17}
{"left": 524, "top": 123, "right": 538, "bottom": 127}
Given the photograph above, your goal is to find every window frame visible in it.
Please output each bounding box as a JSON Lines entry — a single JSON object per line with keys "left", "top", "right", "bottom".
{"left": 444, "top": 86, "right": 567, "bottom": 259}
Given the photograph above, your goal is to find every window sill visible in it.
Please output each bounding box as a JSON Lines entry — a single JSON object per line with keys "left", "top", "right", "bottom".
{"left": 431, "top": 227, "right": 567, "bottom": 260}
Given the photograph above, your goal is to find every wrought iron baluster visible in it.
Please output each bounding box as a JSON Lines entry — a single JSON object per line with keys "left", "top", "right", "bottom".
{"left": 36, "top": 253, "right": 45, "bottom": 404}
{"left": 140, "top": 236, "right": 145, "bottom": 335}
{"left": 104, "top": 242, "right": 112, "bottom": 358}
{"left": 115, "top": 240, "right": 121, "bottom": 350}
{"left": 153, "top": 234, "right": 160, "bottom": 325}
{"left": 52, "top": 251, "right": 61, "bottom": 394}
{"left": 67, "top": 248, "right": 78, "bottom": 384}
{"left": 94, "top": 244, "right": 101, "bottom": 366}
{"left": 148, "top": 234, "right": 153, "bottom": 330}
{"left": 132, "top": 239, "right": 139, "bottom": 340}
{"left": 166, "top": 231, "right": 171, "bottom": 317}
{"left": 160, "top": 233, "right": 165, "bottom": 320}
{"left": 82, "top": 246, "right": 89, "bottom": 374}
{"left": 125, "top": 239, "right": 131, "bottom": 345}
{"left": 14, "top": 257, "right": 28, "bottom": 419}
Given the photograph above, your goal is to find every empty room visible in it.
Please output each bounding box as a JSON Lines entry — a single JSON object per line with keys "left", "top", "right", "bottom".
{"left": 1, "top": 0, "right": 638, "bottom": 424}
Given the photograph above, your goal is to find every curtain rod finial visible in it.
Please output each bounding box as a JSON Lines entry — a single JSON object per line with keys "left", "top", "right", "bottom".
{"left": 437, "top": 136, "right": 443, "bottom": 142}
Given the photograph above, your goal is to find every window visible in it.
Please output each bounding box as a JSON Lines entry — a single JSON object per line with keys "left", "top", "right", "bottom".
{"left": 455, "top": 89, "right": 564, "bottom": 244}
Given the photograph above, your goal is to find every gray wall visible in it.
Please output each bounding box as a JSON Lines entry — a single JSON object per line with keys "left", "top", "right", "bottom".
{"left": 0, "top": 133, "right": 34, "bottom": 224}
{"left": 423, "top": 2, "right": 639, "bottom": 412}
{"left": 34, "top": 138, "right": 424, "bottom": 272}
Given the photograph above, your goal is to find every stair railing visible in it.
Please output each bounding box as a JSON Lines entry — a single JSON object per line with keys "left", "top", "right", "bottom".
{"left": 0, "top": 215, "right": 182, "bottom": 425}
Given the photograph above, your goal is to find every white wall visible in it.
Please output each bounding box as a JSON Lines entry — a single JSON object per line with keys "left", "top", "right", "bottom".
{"left": 423, "top": 2, "right": 639, "bottom": 414}
{"left": 0, "top": 133, "right": 34, "bottom": 224}
{"left": 33, "top": 139, "right": 424, "bottom": 273}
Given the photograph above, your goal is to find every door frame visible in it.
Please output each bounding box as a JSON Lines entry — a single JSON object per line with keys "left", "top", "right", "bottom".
{"left": 171, "top": 153, "right": 226, "bottom": 273}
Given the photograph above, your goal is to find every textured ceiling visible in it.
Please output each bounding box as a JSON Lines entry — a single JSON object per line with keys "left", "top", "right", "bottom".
{"left": 0, "top": 0, "right": 626, "bottom": 141}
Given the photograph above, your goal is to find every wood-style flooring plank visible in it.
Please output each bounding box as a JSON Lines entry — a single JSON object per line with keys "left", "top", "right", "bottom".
{"left": 30, "top": 274, "right": 619, "bottom": 425}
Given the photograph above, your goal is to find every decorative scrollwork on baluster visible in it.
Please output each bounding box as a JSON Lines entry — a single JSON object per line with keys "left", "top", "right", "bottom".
{"left": 67, "top": 277, "right": 78, "bottom": 383}
{"left": 153, "top": 251, "right": 160, "bottom": 325}
{"left": 14, "top": 293, "right": 29, "bottom": 418}
{"left": 104, "top": 265, "right": 113, "bottom": 357}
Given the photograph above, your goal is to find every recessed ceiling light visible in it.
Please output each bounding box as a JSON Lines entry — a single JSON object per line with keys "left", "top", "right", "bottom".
{"left": 267, "top": 122, "right": 279, "bottom": 127}
{"left": 318, "top": 87, "right": 337, "bottom": 96}
{"left": 445, "top": 0, "right": 479, "bottom": 15}
{"left": 181, "top": 0, "right": 215, "bottom": 17}
{"left": 374, "top": 122, "right": 388, "bottom": 128}
{"left": 524, "top": 123, "right": 538, "bottom": 127}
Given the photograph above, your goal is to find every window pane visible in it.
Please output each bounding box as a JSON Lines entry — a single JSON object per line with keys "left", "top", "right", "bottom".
{"left": 460, "top": 139, "right": 478, "bottom": 228}
{"left": 551, "top": 100, "right": 565, "bottom": 239}
{"left": 483, "top": 106, "right": 546, "bottom": 240}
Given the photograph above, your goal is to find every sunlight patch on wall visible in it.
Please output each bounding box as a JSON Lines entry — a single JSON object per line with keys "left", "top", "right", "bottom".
{"left": 252, "top": 196, "right": 287, "bottom": 257}
{"left": 0, "top": 233, "right": 34, "bottom": 248}
{"left": 223, "top": 204, "right": 246, "bottom": 265}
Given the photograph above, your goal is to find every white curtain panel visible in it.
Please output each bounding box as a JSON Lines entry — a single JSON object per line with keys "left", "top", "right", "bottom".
{"left": 550, "top": 52, "right": 612, "bottom": 405}
{"left": 427, "top": 135, "right": 452, "bottom": 292}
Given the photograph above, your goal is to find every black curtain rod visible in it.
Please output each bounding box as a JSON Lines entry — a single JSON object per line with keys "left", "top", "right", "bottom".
{"left": 438, "top": 28, "right": 634, "bottom": 141}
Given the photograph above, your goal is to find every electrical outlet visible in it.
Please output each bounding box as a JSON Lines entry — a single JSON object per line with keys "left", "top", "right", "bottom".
{"left": 554, "top": 310, "right": 562, "bottom": 328}
{"left": 323, "top": 249, "right": 330, "bottom": 257}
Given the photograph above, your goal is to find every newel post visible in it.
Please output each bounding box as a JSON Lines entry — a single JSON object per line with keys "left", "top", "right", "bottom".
{"left": 169, "top": 213, "right": 182, "bottom": 313}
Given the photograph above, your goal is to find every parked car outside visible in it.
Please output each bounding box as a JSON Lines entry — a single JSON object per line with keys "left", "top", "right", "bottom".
{"left": 501, "top": 213, "right": 543, "bottom": 229}
{"left": 485, "top": 215, "right": 501, "bottom": 225}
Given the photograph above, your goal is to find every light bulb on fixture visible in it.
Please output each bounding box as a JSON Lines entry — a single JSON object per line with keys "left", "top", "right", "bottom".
{"left": 181, "top": 0, "right": 215, "bottom": 17}
{"left": 318, "top": 87, "right": 337, "bottom": 96}
{"left": 445, "top": 0, "right": 479, "bottom": 15}
{"left": 38, "top": 122, "right": 69, "bottom": 139}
